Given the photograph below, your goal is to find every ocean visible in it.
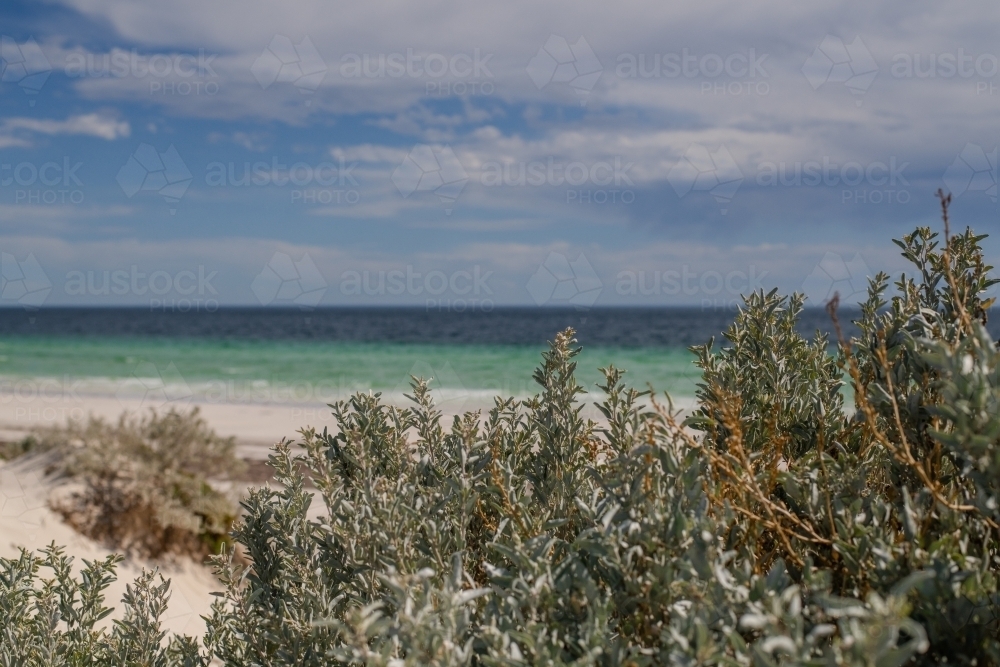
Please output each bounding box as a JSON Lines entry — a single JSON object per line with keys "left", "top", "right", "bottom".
{"left": 4, "top": 305, "right": 996, "bottom": 442}
{"left": 0, "top": 307, "right": 877, "bottom": 406}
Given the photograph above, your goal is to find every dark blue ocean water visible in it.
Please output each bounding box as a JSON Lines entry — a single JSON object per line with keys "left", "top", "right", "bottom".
{"left": 1, "top": 307, "right": 992, "bottom": 400}
{"left": 0, "top": 306, "right": 870, "bottom": 347}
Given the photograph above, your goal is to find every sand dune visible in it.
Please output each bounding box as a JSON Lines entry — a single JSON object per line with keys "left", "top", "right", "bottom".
{"left": 0, "top": 452, "right": 219, "bottom": 638}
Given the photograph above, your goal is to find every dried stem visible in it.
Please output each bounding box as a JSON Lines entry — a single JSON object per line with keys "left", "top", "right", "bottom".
{"left": 827, "top": 293, "right": 995, "bottom": 525}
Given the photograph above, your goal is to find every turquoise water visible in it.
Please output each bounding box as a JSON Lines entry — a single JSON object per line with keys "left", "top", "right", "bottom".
{"left": 0, "top": 336, "right": 702, "bottom": 404}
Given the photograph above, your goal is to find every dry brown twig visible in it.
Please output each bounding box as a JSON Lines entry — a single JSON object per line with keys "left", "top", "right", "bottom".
{"left": 937, "top": 189, "right": 973, "bottom": 338}
{"left": 827, "top": 290, "right": 996, "bottom": 527}
{"left": 651, "top": 391, "right": 831, "bottom": 572}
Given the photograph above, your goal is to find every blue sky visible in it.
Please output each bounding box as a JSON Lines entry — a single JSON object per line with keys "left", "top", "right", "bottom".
{"left": 1, "top": 0, "right": 998, "bottom": 308}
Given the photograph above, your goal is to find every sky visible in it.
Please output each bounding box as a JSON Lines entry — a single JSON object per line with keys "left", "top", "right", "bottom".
{"left": 0, "top": 0, "right": 998, "bottom": 310}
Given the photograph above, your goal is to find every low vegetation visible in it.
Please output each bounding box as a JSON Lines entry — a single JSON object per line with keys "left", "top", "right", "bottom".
{"left": 37, "top": 408, "right": 241, "bottom": 558}
{"left": 1, "top": 196, "right": 998, "bottom": 665}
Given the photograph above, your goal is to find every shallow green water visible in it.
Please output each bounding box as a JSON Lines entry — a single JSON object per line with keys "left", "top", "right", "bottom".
{"left": 0, "top": 336, "right": 702, "bottom": 403}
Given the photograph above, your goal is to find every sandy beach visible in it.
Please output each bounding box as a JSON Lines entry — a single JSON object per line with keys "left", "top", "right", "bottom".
{"left": 0, "top": 390, "right": 495, "bottom": 457}
{"left": 0, "top": 452, "right": 220, "bottom": 637}
{"left": 0, "top": 393, "right": 320, "bottom": 459}
{"left": 0, "top": 391, "right": 358, "bottom": 637}
{"left": 0, "top": 387, "right": 659, "bottom": 457}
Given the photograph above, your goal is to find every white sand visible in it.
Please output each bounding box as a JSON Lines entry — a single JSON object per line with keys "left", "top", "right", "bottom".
{"left": 0, "top": 389, "right": 660, "bottom": 458}
{"left": 0, "top": 393, "right": 327, "bottom": 459}
{"left": 0, "top": 452, "right": 220, "bottom": 638}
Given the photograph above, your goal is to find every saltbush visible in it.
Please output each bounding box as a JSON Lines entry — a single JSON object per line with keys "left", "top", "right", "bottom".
{"left": 1, "top": 196, "right": 997, "bottom": 665}
{"left": 40, "top": 407, "right": 242, "bottom": 558}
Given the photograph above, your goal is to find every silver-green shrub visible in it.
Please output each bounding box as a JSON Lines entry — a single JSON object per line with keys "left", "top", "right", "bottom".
{"left": 41, "top": 407, "right": 242, "bottom": 557}
{"left": 1, "top": 197, "right": 997, "bottom": 665}
{"left": 0, "top": 544, "right": 203, "bottom": 667}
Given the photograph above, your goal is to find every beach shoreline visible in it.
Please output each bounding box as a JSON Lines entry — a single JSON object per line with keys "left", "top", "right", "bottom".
{"left": 0, "top": 385, "right": 699, "bottom": 459}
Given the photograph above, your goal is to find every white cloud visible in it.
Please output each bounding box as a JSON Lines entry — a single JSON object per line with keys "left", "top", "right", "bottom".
{"left": 6, "top": 0, "right": 997, "bottom": 288}
{"left": 32, "top": 1, "right": 1000, "bottom": 179}
{"left": 0, "top": 205, "right": 135, "bottom": 236}
{"left": 0, "top": 113, "right": 130, "bottom": 144}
